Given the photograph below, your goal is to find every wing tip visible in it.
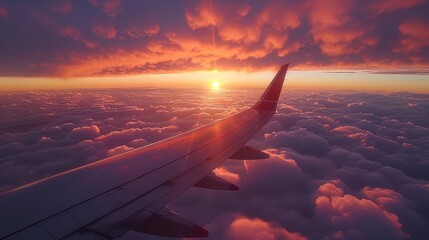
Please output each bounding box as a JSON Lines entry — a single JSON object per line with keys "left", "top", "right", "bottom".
{"left": 253, "top": 63, "right": 289, "bottom": 111}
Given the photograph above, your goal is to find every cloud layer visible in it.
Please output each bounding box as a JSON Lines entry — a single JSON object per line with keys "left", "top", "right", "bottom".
{"left": 0, "top": 0, "right": 428, "bottom": 77}
{"left": 1, "top": 88, "right": 428, "bottom": 239}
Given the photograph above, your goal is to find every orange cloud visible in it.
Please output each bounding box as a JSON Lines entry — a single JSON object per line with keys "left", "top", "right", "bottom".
{"left": 185, "top": 0, "right": 260, "bottom": 44}
{"left": 317, "top": 182, "right": 344, "bottom": 197}
{"left": 57, "top": 27, "right": 291, "bottom": 77}
{"left": 260, "top": 0, "right": 301, "bottom": 31}
{"left": 182, "top": 0, "right": 303, "bottom": 63}
{"left": 185, "top": 0, "right": 300, "bottom": 46}
{"left": 4, "top": 0, "right": 427, "bottom": 77}
{"left": 396, "top": 19, "right": 429, "bottom": 52}
{"left": 218, "top": 24, "right": 262, "bottom": 44}
{"left": 143, "top": 24, "right": 160, "bottom": 36}
{"left": 332, "top": 126, "right": 364, "bottom": 135}
{"left": 185, "top": 0, "right": 224, "bottom": 29}
{"left": 308, "top": 0, "right": 353, "bottom": 27}
{"left": 227, "top": 216, "right": 307, "bottom": 240}
{"left": 107, "top": 145, "right": 133, "bottom": 157}
{"left": 307, "top": 0, "right": 373, "bottom": 56}
{"left": 315, "top": 182, "right": 409, "bottom": 238}
{"left": 361, "top": 186, "right": 404, "bottom": 207}
{"left": 369, "top": 0, "right": 426, "bottom": 14}
{"left": 92, "top": 23, "right": 117, "bottom": 39}
{"left": 263, "top": 33, "right": 288, "bottom": 50}
{"left": 213, "top": 167, "right": 240, "bottom": 185}
{"left": 278, "top": 41, "right": 304, "bottom": 57}
{"left": 126, "top": 24, "right": 160, "bottom": 38}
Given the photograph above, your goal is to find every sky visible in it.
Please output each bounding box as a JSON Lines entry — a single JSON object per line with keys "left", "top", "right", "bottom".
{"left": 0, "top": 0, "right": 429, "bottom": 92}
{"left": 1, "top": 88, "right": 428, "bottom": 239}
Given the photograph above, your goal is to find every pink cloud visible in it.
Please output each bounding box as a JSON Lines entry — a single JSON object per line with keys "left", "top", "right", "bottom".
{"left": 126, "top": 24, "right": 160, "bottom": 38}
{"left": 361, "top": 186, "right": 404, "bottom": 207}
{"left": 59, "top": 26, "right": 99, "bottom": 48}
{"left": 259, "top": 0, "right": 301, "bottom": 31}
{"left": 219, "top": 25, "right": 262, "bottom": 44}
{"left": 307, "top": 0, "right": 373, "bottom": 56}
{"left": 308, "top": 0, "right": 353, "bottom": 27}
{"left": 51, "top": 1, "right": 73, "bottom": 14}
{"left": 185, "top": 0, "right": 300, "bottom": 46}
{"left": 0, "top": 5, "right": 8, "bottom": 17}
{"left": 68, "top": 125, "right": 100, "bottom": 140}
{"left": 278, "top": 41, "right": 304, "bottom": 57}
{"left": 226, "top": 215, "right": 307, "bottom": 240}
{"left": 317, "top": 182, "right": 344, "bottom": 197}
{"left": 106, "top": 145, "right": 133, "bottom": 157}
{"left": 369, "top": 0, "right": 426, "bottom": 14}
{"left": 396, "top": 19, "right": 429, "bottom": 52}
{"left": 263, "top": 33, "right": 288, "bottom": 50}
{"left": 127, "top": 138, "right": 149, "bottom": 148}
{"left": 184, "top": 0, "right": 226, "bottom": 30}
{"left": 92, "top": 23, "right": 117, "bottom": 39}
{"left": 143, "top": 24, "right": 160, "bottom": 36}
{"left": 315, "top": 182, "right": 409, "bottom": 239}
{"left": 213, "top": 167, "right": 240, "bottom": 185}
{"left": 95, "top": 126, "right": 178, "bottom": 146}
{"left": 89, "top": 0, "right": 121, "bottom": 17}
{"left": 332, "top": 126, "right": 364, "bottom": 135}
{"left": 3, "top": 0, "right": 427, "bottom": 77}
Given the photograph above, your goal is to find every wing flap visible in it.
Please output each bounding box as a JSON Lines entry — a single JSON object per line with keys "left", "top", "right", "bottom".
{"left": 134, "top": 210, "right": 208, "bottom": 238}
{"left": 194, "top": 174, "right": 239, "bottom": 191}
{"left": 229, "top": 145, "right": 270, "bottom": 160}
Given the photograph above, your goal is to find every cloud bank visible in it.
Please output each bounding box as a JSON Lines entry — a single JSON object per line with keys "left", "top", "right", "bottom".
{"left": 0, "top": 0, "right": 429, "bottom": 77}
{"left": 1, "top": 88, "right": 429, "bottom": 239}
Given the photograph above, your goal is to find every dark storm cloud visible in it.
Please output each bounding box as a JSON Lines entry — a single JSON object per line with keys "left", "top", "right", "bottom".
{"left": 0, "top": 0, "right": 429, "bottom": 77}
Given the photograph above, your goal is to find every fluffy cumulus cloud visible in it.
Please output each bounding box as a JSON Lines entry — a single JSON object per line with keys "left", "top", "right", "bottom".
{"left": 1, "top": 89, "right": 429, "bottom": 239}
{"left": 154, "top": 90, "right": 429, "bottom": 239}
{"left": 0, "top": 0, "right": 429, "bottom": 77}
{"left": 0, "top": 88, "right": 251, "bottom": 190}
{"left": 225, "top": 215, "right": 307, "bottom": 240}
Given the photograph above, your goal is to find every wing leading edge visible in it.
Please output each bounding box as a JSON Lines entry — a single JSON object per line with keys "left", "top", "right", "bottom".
{"left": 0, "top": 64, "right": 289, "bottom": 240}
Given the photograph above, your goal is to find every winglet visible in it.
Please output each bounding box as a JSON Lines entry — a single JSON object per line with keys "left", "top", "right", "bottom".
{"left": 253, "top": 64, "right": 289, "bottom": 111}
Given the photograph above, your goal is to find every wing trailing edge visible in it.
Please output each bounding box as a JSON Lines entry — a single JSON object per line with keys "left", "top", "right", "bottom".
{"left": 134, "top": 209, "right": 208, "bottom": 238}
{"left": 229, "top": 145, "right": 270, "bottom": 160}
{"left": 194, "top": 174, "right": 239, "bottom": 191}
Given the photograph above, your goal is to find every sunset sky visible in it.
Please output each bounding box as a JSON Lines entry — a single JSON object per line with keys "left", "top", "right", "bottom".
{"left": 0, "top": 0, "right": 428, "bottom": 92}
{"left": 1, "top": 1, "right": 429, "bottom": 239}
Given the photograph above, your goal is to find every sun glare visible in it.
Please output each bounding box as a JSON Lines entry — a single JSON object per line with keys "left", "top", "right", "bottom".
{"left": 212, "top": 81, "right": 220, "bottom": 89}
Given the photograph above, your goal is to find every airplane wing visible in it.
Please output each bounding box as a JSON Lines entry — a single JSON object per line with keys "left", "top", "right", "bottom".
{"left": 0, "top": 64, "right": 289, "bottom": 240}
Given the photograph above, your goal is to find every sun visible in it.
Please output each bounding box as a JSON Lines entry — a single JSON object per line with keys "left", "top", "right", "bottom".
{"left": 212, "top": 81, "right": 220, "bottom": 89}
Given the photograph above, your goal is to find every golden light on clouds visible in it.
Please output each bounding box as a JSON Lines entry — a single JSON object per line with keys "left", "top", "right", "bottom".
{"left": 1, "top": 70, "right": 428, "bottom": 93}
